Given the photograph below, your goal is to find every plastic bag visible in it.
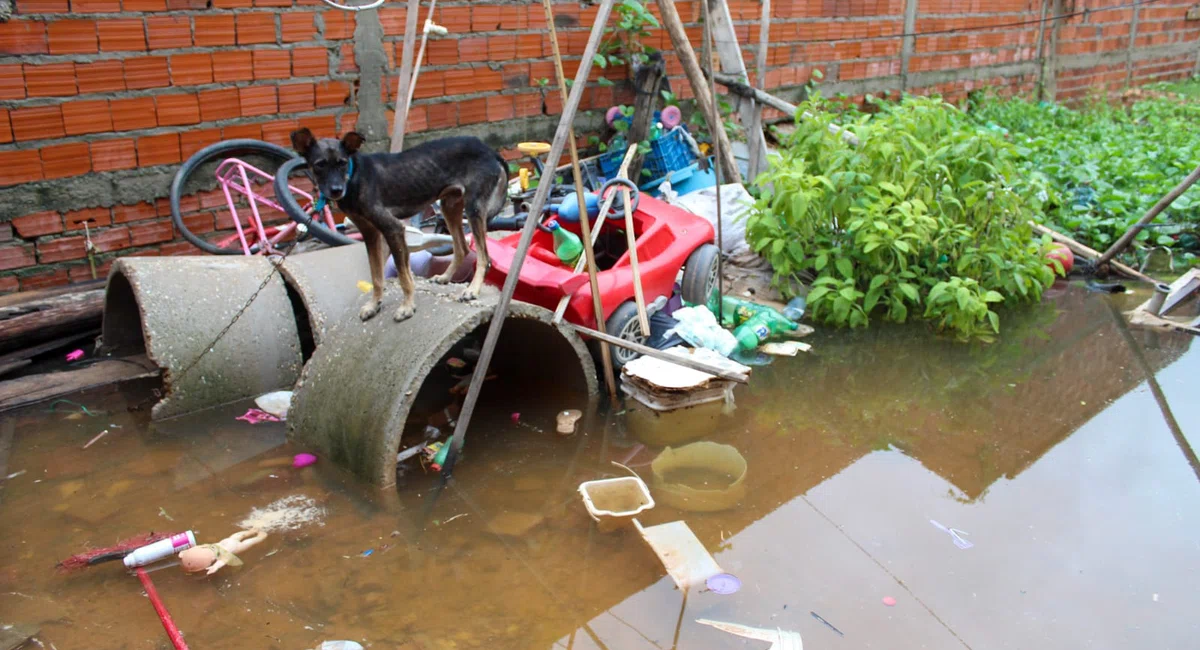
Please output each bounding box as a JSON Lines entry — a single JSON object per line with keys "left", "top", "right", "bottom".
{"left": 663, "top": 306, "right": 738, "bottom": 357}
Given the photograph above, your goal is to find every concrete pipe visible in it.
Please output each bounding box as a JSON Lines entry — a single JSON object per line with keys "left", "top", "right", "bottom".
{"left": 102, "top": 256, "right": 303, "bottom": 420}
{"left": 276, "top": 243, "right": 372, "bottom": 352}
{"left": 288, "top": 280, "right": 599, "bottom": 486}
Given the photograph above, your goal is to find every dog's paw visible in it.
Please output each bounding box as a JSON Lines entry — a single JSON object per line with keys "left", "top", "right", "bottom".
{"left": 393, "top": 303, "right": 416, "bottom": 322}
{"left": 359, "top": 300, "right": 382, "bottom": 321}
{"left": 456, "top": 287, "right": 479, "bottom": 303}
{"left": 431, "top": 271, "right": 454, "bottom": 285}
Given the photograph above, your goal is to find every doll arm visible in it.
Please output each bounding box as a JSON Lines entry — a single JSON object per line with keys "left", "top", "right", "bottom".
{"left": 205, "top": 558, "right": 228, "bottom": 575}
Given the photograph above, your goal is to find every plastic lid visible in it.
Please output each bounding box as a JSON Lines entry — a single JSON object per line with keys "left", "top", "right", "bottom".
{"left": 706, "top": 573, "right": 741, "bottom": 595}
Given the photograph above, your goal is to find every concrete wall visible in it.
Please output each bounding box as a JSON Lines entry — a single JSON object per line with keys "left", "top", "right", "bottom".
{"left": 1, "top": 0, "right": 1198, "bottom": 293}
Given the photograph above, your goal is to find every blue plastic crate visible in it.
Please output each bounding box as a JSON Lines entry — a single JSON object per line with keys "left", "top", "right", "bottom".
{"left": 597, "top": 128, "right": 697, "bottom": 185}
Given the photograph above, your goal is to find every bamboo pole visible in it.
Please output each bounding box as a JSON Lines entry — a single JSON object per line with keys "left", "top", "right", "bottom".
{"left": 402, "top": 0, "right": 439, "bottom": 119}
{"left": 389, "top": 0, "right": 421, "bottom": 152}
{"left": 1096, "top": 162, "right": 1200, "bottom": 266}
{"left": 439, "top": 0, "right": 617, "bottom": 477}
{"left": 543, "top": 0, "right": 617, "bottom": 400}
{"left": 620, "top": 179, "right": 651, "bottom": 337}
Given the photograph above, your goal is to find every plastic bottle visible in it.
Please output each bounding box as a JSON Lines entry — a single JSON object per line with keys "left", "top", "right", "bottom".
{"left": 719, "top": 296, "right": 777, "bottom": 328}
{"left": 782, "top": 296, "right": 806, "bottom": 322}
{"left": 546, "top": 219, "right": 583, "bottom": 267}
{"left": 733, "top": 311, "right": 800, "bottom": 351}
{"left": 122, "top": 531, "right": 197, "bottom": 568}
{"left": 429, "top": 441, "right": 452, "bottom": 472}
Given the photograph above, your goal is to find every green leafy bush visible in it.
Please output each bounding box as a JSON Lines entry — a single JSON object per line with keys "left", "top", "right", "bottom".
{"left": 747, "top": 94, "right": 1055, "bottom": 342}
{"left": 970, "top": 89, "right": 1200, "bottom": 261}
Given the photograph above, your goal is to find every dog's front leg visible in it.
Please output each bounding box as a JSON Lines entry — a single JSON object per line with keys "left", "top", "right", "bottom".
{"left": 358, "top": 224, "right": 386, "bottom": 321}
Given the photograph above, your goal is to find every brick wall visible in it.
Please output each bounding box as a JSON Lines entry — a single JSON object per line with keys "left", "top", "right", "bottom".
{"left": 1, "top": 0, "right": 1198, "bottom": 293}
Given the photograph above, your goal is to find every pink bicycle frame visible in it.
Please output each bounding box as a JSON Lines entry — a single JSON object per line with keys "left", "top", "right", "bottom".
{"left": 214, "top": 157, "right": 340, "bottom": 255}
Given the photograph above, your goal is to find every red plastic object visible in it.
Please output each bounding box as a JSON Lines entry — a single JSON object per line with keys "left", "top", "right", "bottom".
{"left": 136, "top": 567, "right": 190, "bottom": 650}
{"left": 1046, "top": 243, "right": 1074, "bottom": 276}
{"left": 482, "top": 195, "right": 715, "bottom": 328}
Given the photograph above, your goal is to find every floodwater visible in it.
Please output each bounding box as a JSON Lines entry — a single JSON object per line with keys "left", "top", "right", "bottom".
{"left": 2, "top": 282, "right": 1198, "bottom": 650}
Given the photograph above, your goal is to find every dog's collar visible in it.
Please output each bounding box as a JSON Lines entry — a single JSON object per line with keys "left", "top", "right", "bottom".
{"left": 312, "top": 157, "right": 355, "bottom": 214}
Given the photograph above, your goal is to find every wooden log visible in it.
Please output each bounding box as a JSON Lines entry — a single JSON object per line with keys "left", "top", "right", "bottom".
{"left": 706, "top": 0, "right": 769, "bottom": 179}
{"left": 568, "top": 324, "right": 749, "bottom": 384}
{"left": 627, "top": 53, "right": 668, "bottom": 183}
{"left": 655, "top": 0, "right": 742, "bottom": 185}
{"left": 0, "top": 329, "right": 100, "bottom": 378}
{"left": 1096, "top": 162, "right": 1200, "bottom": 265}
{"left": 712, "top": 72, "right": 861, "bottom": 146}
{"left": 389, "top": 0, "right": 422, "bottom": 152}
{"left": 0, "top": 355, "right": 158, "bottom": 413}
{"left": 0, "top": 288, "right": 105, "bottom": 354}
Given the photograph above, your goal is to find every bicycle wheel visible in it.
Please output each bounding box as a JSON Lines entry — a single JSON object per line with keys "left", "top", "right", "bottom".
{"left": 170, "top": 139, "right": 298, "bottom": 255}
{"left": 273, "top": 157, "right": 356, "bottom": 247}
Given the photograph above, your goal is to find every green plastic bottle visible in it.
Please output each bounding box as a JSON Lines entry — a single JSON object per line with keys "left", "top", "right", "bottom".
{"left": 720, "top": 296, "right": 785, "bottom": 328}
{"left": 546, "top": 219, "right": 582, "bottom": 267}
{"left": 732, "top": 310, "right": 800, "bottom": 351}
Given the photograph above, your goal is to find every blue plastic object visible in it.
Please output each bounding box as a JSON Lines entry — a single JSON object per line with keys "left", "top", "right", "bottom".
{"left": 551, "top": 191, "right": 600, "bottom": 223}
{"left": 598, "top": 127, "right": 697, "bottom": 185}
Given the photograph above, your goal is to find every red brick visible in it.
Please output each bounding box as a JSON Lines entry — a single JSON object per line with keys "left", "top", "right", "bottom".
{"left": 37, "top": 236, "right": 86, "bottom": 263}
{"left": 278, "top": 82, "right": 315, "bottom": 113}
{"left": 16, "top": 0, "right": 70, "bottom": 12}
{"left": 281, "top": 11, "right": 316, "bottom": 42}
{"left": 179, "top": 127, "right": 221, "bottom": 158}
{"left": 292, "top": 46, "right": 327, "bottom": 76}
{"left": 239, "top": 85, "right": 277, "bottom": 116}
{"left": 156, "top": 93, "right": 200, "bottom": 127}
{"left": 125, "top": 0, "right": 169, "bottom": 9}
{"left": 62, "top": 99, "right": 112, "bottom": 135}
{"left": 0, "top": 274, "right": 17, "bottom": 294}
{"left": 260, "top": 118, "right": 297, "bottom": 147}
{"left": 0, "top": 110, "right": 10, "bottom": 144}
{"left": 458, "top": 97, "right": 486, "bottom": 125}
{"left": 47, "top": 19, "right": 97, "bottom": 54}
{"left": 146, "top": 15, "right": 191, "bottom": 49}
{"left": 314, "top": 80, "right": 349, "bottom": 107}
{"left": 76, "top": 59, "right": 125, "bottom": 94}
{"left": 253, "top": 49, "right": 291, "bottom": 80}
{"left": 486, "top": 95, "right": 515, "bottom": 121}
{"left": 40, "top": 142, "right": 90, "bottom": 180}
{"left": 72, "top": 0, "right": 121, "bottom": 11}
{"left": 255, "top": 0, "right": 291, "bottom": 7}
{"left": 0, "top": 150, "right": 42, "bottom": 186}
{"left": 109, "top": 97, "right": 156, "bottom": 131}
{"left": 322, "top": 11, "right": 355, "bottom": 39}
{"left": 0, "top": 65, "right": 25, "bottom": 100}
{"left": 181, "top": 211, "right": 215, "bottom": 235}
{"left": 21, "top": 268, "right": 70, "bottom": 290}
{"left": 212, "top": 0, "right": 250, "bottom": 7}
{"left": 13, "top": 210, "right": 63, "bottom": 237}
{"left": 337, "top": 43, "right": 355, "bottom": 72}
{"left": 442, "top": 68, "right": 476, "bottom": 96}
{"left": 87, "top": 227, "right": 129, "bottom": 254}
{"left": 64, "top": 206, "right": 110, "bottom": 230}
{"left": 11, "top": 105, "right": 63, "bottom": 141}
{"left": 169, "top": 52, "right": 212, "bottom": 86}
{"left": 90, "top": 138, "right": 136, "bottom": 171}
{"left": 236, "top": 13, "right": 276, "bottom": 45}
{"left": 124, "top": 56, "right": 169, "bottom": 89}
{"left": 487, "top": 34, "right": 516, "bottom": 61}
{"left": 137, "top": 133, "right": 180, "bottom": 167}
{"left": 198, "top": 87, "right": 241, "bottom": 122}
{"left": 0, "top": 19, "right": 49, "bottom": 55}
{"left": 211, "top": 50, "right": 253, "bottom": 82}
{"left": 338, "top": 111, "right": 357, "bottom": 133}
{"left": 298, "top": 113, "right": 336, "bottom": 138}
{"left": 193, "top": 14, "right": 235, "bottom": 47}
{"left": 0, "top": 244, "right": 36, "bottom": 271}
{"left": 471, "top": 4, "right": 501, "bottom": 31}
{"left": 514, "top": 92, "right": 541, "bottom": 118}
{"left": 112, "top": 202, "right": 156, "bottom": 223}
{"left": 24, "top": 62, "right": 76, "bottom": 97}
{"left": 68, "top": 260, "right": 114, "bottom": 282}
{"left": 222, "top": 123, "right": 261, "bottom": 141}
{"left": 412, "top": 69, "right": 443, "bottom": 100}
{"left": 98, "top": 18, "right": 146, "bottom": 51}
{"left": 426, "top": 39, "right": 457, "bottom": 66}
{"left": 377, "top": 7, "right": 403, "bottom": 34}
{"left": 160, "top": 241, "right": 198, "bottom": 256}
{"left": 130, "top": 220, "right": 174, "bottom": 246}
{"left": 440, "top": 6, "right": 470, "bottom": 33}
{"left": 516, "top": 33, "right": 542, "bottom": 59}
{"left": 457, "top": 36, "right": 487, "bottom": 63}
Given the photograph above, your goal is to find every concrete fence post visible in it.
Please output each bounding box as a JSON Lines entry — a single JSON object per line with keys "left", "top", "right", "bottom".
{"left": 1124, "top": 1, "right": 1141, "bottom": 88}
{"left": 899, "top": 0, "right": 919, "bottom": 93}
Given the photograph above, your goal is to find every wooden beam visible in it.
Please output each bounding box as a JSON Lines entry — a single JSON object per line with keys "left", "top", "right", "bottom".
{"left": 655, "top": 0, "right": 742, "bottom": 184}
{"left": 1030, "top": 222, "right": 1160, "bottom": 285}
{"left": 0, "top": 356, "right": 157, "bottom": 413}
{"left": 1096, "top": 162, "right": 1200, "bottom": 266}
{"left": 713, "top": 72, "right": 860, "bottom": 146}
{"left": 389, "top": 0, "right": 421, "bottom": 152}
{"left": 747, "top": 0, "right": 770, "bottom": 181}
{"left": 706, "top": 0, "right": 768, "bottom": 179}
{"left": 0, "top": 288, "right": 104, "bottom": 355}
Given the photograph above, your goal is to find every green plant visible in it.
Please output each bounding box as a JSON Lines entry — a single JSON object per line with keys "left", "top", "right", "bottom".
{"left": 747, "top": 93, "right": 1055, "bottom": 342}
{"left": 595, "top": 0, "right": 659, "bottom": 84}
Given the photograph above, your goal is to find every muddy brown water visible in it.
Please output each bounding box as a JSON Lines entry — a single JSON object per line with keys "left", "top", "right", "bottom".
{"left": 1, "top": 283, "right": 1199, "bottom": 650}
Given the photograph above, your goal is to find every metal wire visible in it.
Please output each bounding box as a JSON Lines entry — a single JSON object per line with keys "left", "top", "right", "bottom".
{"left": 319, "top": 0, "right": 385, "bottom": 12}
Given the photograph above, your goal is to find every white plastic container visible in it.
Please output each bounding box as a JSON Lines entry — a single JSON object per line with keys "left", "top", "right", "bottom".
{"left": 122, "top": 531, "right": 197, "bottom": 568}
{"left": 578, "top": 476, "right": 655, "bottom": 533}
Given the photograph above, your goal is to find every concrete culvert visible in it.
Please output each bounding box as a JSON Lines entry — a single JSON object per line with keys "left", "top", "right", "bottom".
{"left": 288, "top": 280, "right": 599, "bottom": 487}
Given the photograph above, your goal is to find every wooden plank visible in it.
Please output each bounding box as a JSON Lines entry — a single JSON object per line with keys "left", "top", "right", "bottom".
{"left": 627, "top": 53, "right": 668, "bottom": 183}
{"left": 0, "top": 289, "right": 104, "bottom": 355}
{"left": 0, "top": 279, "right": 104, "bottom": 310}
{"left": 713, "top": 72, "right": 860, "bottom": 145}
{"left": 0, "top": 356, "right": 158, "bottom": 413}
{"left": 747, "top": 0, "right": 770, "bottom": 181}
{"left": 0, "top": 329, "right": 100, "bottom": 376}
{"left": 389, "top": 0, "right": 422, "bottom": 152}
{"left": 706, "top": 0, "right": 768, "bottom": 179}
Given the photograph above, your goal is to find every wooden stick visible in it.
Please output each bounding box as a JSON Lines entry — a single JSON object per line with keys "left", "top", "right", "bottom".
{"left": 1030, "top": 222, "right": 1160, "bottom": 285}
{"left": 439, "top": 0, "right": 617, "bottom": 477}
{"left": 543, "top": 0, "right": 617, "bottom": 400}
{"left": 703, "top": 0, "right": 726, "bottom": 324}
{"left": 552, "top": 145, "right": 638, "bottom": 323}
{"left": 747, "top": 0, "right": 770, "bottom": 181}
{"left": 1097, "top": 162, "right": 1200, "bottom": 265}
{"left": 389, "top": 0, "right": 421, "bottom": 152}
{"left": 705, "top": 0, "right": 767, "bottom": 179}
{"left": 568, "top": 324, "right": 749, "bottom": 384}
{"left": 402, "top": 0, "right": 439, "bottom": 119}
{"left": 621, "top": 180, "right": 651, "bottom": 337}
{"left": 655, "top": 0, "right": 742, "bottom": 185}
{"left": 712, "top": 72, "right": 861, "bottom": 146}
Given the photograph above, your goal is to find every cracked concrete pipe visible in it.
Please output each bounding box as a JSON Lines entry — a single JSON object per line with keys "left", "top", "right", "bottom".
{"left": 288, "top": 280, "right": 599, "bottom": 486}
{"left": 102, "top": 256, "right": 303, "bottom": 420}
{"left": 276, "top": 243, "right": 373, "bottom": 351}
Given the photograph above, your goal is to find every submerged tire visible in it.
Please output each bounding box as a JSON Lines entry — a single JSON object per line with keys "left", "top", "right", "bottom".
{"left": 603, "top": 300, "right": 648, "bottom": 372}
{"left": 680, "top": 243, "right": 720, "bottom": 307}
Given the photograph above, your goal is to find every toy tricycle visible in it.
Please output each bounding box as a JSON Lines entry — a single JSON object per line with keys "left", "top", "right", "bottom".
{"left": 483, "top": 181, "right": 719, "bottom": 370}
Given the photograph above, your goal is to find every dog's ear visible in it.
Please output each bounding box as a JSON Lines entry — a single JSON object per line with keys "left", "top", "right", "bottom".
{"left": 340, "top": 131, "right": 365, "bottom": 155}
{"left": 290, "top": 128, "right": 316, "bottom": 157}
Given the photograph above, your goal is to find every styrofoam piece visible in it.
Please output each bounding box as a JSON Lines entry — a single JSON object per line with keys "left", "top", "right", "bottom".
{"left": 696, "top": 619, "right": 803, "bottom": 649}
{"left": 633, "top": 518, "right": 723, "bottom": 590}
{"left": 254, "top": 391, "right": 293, "bottom": 419}
{"left": 621, "top": 346, "right": 750, "bottom": 391}
{"left": 761, "top": 341, "right": 812, "bottom": 356}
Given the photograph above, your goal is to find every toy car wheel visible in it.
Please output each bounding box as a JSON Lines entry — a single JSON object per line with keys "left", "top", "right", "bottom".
{"left": 681, "top": 243, "right": 720, "bottom": 307}
{"left": 602, "top": 300, "right": 647, "bottom": 372}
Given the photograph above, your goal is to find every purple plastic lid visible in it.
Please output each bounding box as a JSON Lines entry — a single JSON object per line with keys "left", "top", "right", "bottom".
{"left": 706, "top": 573, "right": 742, "bottom": 595}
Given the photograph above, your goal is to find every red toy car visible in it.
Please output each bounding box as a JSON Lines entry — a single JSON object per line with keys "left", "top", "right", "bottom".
{"left": 484, "top": 194, "right": 719, "bottom": 368}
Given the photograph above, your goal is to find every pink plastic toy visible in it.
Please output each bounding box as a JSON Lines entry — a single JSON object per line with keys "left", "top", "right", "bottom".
{"left": 237, "top": 408, "right": 281, "bottom": 424}
{"left": 65, "top": 349, "right": 85, "bottom": 362}
{"left": 292, "top": 453, "right": 318, "bottom": 468}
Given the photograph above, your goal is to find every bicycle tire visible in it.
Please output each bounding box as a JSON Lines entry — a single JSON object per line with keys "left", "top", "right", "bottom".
{"left": 170, "top": 139, "right": 298, "bottom": 255}
{"left": 273, "top": 157, "right": 357, "bottom": 247}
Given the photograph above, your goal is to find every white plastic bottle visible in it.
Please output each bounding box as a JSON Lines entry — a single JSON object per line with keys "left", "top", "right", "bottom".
{"left": 122, "top": 531, "right": 197, "bottom": 568}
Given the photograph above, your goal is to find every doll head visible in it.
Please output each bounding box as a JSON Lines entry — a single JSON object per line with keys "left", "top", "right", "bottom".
{"left": 179, "top": 546, "right": 216, "bottom": 573}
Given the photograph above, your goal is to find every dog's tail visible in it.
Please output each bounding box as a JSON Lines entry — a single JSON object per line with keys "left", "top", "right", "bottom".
{"left": 483, "top": 151, "right": 510, "bottom": 218}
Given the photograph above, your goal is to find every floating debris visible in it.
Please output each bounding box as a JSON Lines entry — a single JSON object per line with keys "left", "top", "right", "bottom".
{"left": 239, "top": 495, "right": 327, "bottom": 533}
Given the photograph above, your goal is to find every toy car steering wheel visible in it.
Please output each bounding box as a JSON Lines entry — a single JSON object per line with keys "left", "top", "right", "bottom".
{"left": 534, "top": 178, "right": 641, "bottom": 232}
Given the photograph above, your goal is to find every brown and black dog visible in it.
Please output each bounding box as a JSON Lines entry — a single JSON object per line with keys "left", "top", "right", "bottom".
{"left": 290, "top": 129, "right": 508, "bottom": 322}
